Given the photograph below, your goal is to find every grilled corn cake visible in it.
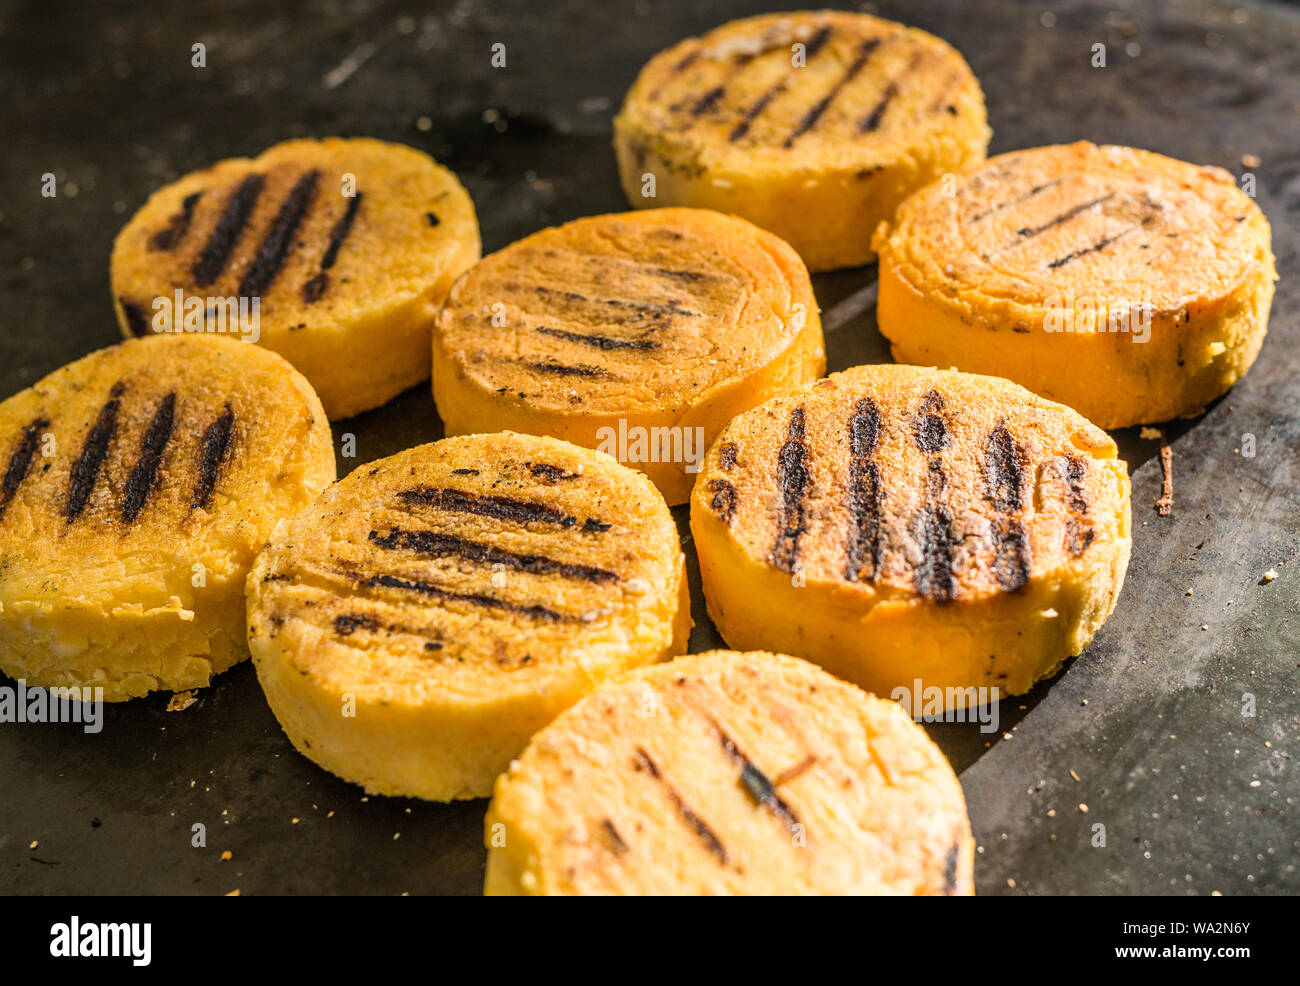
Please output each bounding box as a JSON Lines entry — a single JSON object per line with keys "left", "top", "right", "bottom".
{"left": 111, "top": 137, "right": 480, "bottom": 419}
{"left": 247, "top": 431, "right": 691, "bottom": 801}
{"left": 485, "top": 650, "right": 974, "bottom": 895}
{"left": 874, "top": 142, "right": 1276, "bottom": 428}
{"left": 432, "top": 208, "right": 825, "bottom": 505}
{"left": 0, "top": 335, "right": 334, "bottom": 702}
{"left": 613, "top": 10, "right": 990, "bottom": 271}
{"left": 690, "top": 365, "right": 1131, "bottom": 709}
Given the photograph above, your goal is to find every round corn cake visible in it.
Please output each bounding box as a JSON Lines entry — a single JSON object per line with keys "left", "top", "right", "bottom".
{"left": 111, "top": 137, "right": 480, "bottom": 419}
{"left": 690, "top": 364, "right": 1131, "bottom": 708}
{"left": 874, "top": 142, "right": 1276, "bottom": 428}
{"left": 613, "top": 10, "right": 989, "bottom": 271}
{"left": 247, "top": 431, "right": 691, "bottom": 801}
{"left": 485, "top": 650, "right": 974, "bottom": 895}
{"left": 432, "top": 208, "right": 825, "bottom": 505}
{"left": 0, "top": 335, "right": 334, "bottom": 702}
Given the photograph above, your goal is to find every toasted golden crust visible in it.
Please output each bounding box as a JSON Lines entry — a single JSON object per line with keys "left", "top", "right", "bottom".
{"left": 690, "top": 364, "right": 1131, "bottom": 706}
{"left": 485, "top": 650, "right": 974, "bottom": 895}
{"left": 112, "top": 137, "right": 480, "bottom": 419}
{"left": 247, "top": 432, "right": 691, "bottom": 801}
{"left": 432, "top": 208, "right": 825, "bottom": 504}
{"left": 614, "top": 10, "right": 989, "bottom": 270}
{"left": 0, "top": 335, "right": 335, "bottom": 701}
{"left": 874, "top": 142, "right": 1276, "bottom": 428}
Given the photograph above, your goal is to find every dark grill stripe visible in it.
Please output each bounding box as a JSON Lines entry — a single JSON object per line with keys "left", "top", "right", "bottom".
{"left": 192, "top": 403, "right": 235, "bottom": 510}
{"left": 729, "top": 82, "right": 786, "bottom": 141}
{"left": 915, "top": 506, "right": 956, "bottom": 602}
{"left": 238, "top": 170, "right": 320, "bottom": 297}
{"left": 0, "top": 416, "right": 49, "bottom": 516}
{"left": 65, "top": 383, "right": 125, "bottom": 522}
{"left": 711, "top": 719, "right": 801, "bottom": 833}
{"left": 527, "top": 360, "right": 606, "bottom": 377}
{"left": 944, "top": 844, "right": 960, "bottom": 895}
{"left": 1047, "top": 216, "right": 1152, "bottom": 269}
{"left": 534, "top": 286, "right": 698, "bottom": 319}
{"left": 845, "top": 397, "right": 884, "bottom": 582}
{"left": 192, "top": 174, "right": 266, "bottom": 286}
{"left": 121, "top": 392, "right": 176, "bottom": 523}
{"left": 303, "top": 191, "right": 363, "bottom": 304}
{"left": 368, "top": 528, "right": 618, "bottom": 583}
{"left": 729, "top": 25, "right": 833, "bottom": 142}
{"left": 983, "top": 421, "right": 1029, "bottom": 592}
{"left": 1016, "top": 193, "right": 1114, "bottom": 239}
{"left": 120, "top": 298, "right": 150, "bottom": 337}
{"left": 912, "top": 390, "right": 956, "bottom": 601}
{"left": 535, "top": 326, "right": 659, "bottom": 351}
{"left": 706, "top": 478, "right": 737, "bottom": 524}
{"left": 969, "top": 178, "right": 1063, "bottom": 223}
{"left": 632, "top": 747, "right": 729, "bottom": 864}
{"left": 359, "top": 572, "right": 571, "bottom": 623}
{"left": 1064, "top": 454, "right": 1095, "bottom": 556}
{"left": 396, "top": 485, "right": 585, "bottom": 528}
{"left": 690, "top": 85, "right": 726, "bottom": 116}
{"left": 859, "top": 81, "right": 898, "bottom": 132}
{"left": 771, "top": 407, "right": 811, "bottom": 573}
{"left": 150, "top": 191, "right": 203, "bottom": 251}
{"left": 784, "top": 36, "right": 881, "bottom": 148}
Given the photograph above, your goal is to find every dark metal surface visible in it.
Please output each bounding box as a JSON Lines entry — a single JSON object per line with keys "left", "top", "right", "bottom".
{"left": 0, "top": 0, "right": 1296, "bottom": 895}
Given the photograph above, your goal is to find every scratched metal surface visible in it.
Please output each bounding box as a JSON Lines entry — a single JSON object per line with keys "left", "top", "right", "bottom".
{"left": 0, "top": 0, "right": 1296, "bottom": 895}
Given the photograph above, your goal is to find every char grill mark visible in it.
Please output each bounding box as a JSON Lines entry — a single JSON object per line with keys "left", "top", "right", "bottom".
{"left": 718, "top": 442, "right": 737, "bottom": 471}
{"left": 706, "top": 479, "right": 737, "bottom": 524}
{"left": 65, "top": 383, "right": 125, "bottom": 522}
{"left": 632, "top": 747, "right": 729, "bottom": 864}
{"left": 1063, "top": 454, "right": 1095, "bottom": 556}
{"left": 858, "top": 80, "right": 898, "bottom": 132}
{"left": 535, "top": 326, "right": 659, "bottom": 351}
{"left": 150, "top": 191, "right": 204, "bottom": 251}
{"left": 359, "top": 572, "right": 571, "bottom": 623}
{"left": 784, "top": 36, "right": 882, "bottom": 148}
{"left": 238, "top": 170, "right": 320, "bottom": 298}
{"left": 368, "top": 528, "right": 619, "bottom": 583}
{"left": 120, "top": 298, "right": 150, "bottom": 337}
{"left": 771, "top": 407, "right": 811, "bottom": 574}
{"left": 710, "top": 719, "right": 801, "bottom": 833}
{"left": 601, "top": 818, "right": 630, "bottom": 854}
{"left": 0, "top": 416, "right": 50, "bottom": 516}
{"left": 333, "top": 612, "right": 379, "bottom": 636}
{"left": 729, "top": 82, "right": 786, "bottom": 142}
{"left": 727, "top": 24, "right": 834, "bottom": 142}
{"left": 690, "top": 85, "right": 726, "bottom": 116}
{"left": 192, "top": 174, "right": 266, "bottom": 286}
{"left": 192, "top": 403, "right": 235, "bottom": 510}
{"left": 1047, "top": 216, "right": 1153, "bottom": 270}
{"left": 968, "top": 178, "right": 1063, "bottom": 223}
{"left": 534, "top": 285, "right": 698, "bottom": 320}
{"left": 845, "top": 397, "right": 885, "bottom": 582}
{"left": 527, "top": 360, "right": 606, "bottom": 378}
{"left": 303, "top": 190, "right": 363, "bottom": 304}
{"left": 983, "top": 421, "right": 1029, "bottom": 593}
{"left": 912, "top": 390, "right": 956, "bottom": 602}
{"left": 527, "top": 462, "right": 579, "bottom": 481}
{"left": 396, "top": 485, "right": 595, "bottom": 529}
{"left": 533, "top": 286, "right": 702, "bottom": 323}
{"left": 1015, "top": 193, "right": 1114, "bottom": 239}
{"left": 121, "top": 392, "right": 177, "bottom": 523}
{"left": 944, "top": 844, "right": 960, "bottom": 895}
